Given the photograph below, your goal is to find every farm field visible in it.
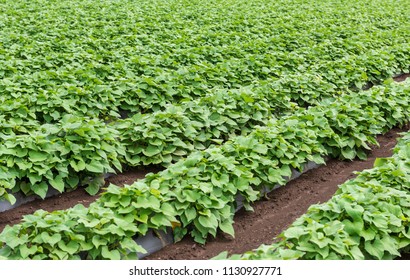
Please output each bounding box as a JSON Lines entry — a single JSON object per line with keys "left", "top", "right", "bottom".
{"left": 2, "top": 75, "right": 409, "bottom": 260}
{"left": 0, "top": 0, "right": 409, "bottom": 260}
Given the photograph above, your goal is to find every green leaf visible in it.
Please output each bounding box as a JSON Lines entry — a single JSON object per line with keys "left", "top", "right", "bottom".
{"left": 52, "top": 249, "right": 68, "bottom": 260}
{"left": 341, "top": 148, "right": 356, "bottom": 160}
{"left": 280, "top": 164, "right": 292, "bottom": 177}
{"left": 15, "top": 148, "right": 28, "bottom": 157}
{"left": 19, "top": 244, "right": 38, "bottom": 259}
{"left": 198, "top": 214, "right": 218, "bottom": 229}
{"left": 364, "top": 238, "right": 384, "bottom": 259}
{"left": 28, "top": 151, "right": 48, "bottom": 162}
{"left": 219, "top": 219, "right": 235, "bottom": 237}
{"left": 361, "top": 227, "right": 376, "bottom": 241}
{"left": 41, "top": 232, "right": 61, "bottom": 247}
{"left": 184, "top": 207, "right": 197, "bottom": 223}
{"left": 212, "top": 251, "right": 229, "bottom": 260}
{"left": 254, "top": 144, "right": 267, "bottom": 154}
{"left": 69, "top": 160, "right": 78, "bottom": 171}
{"left": 77, "top": 160, "right": 86, "bottom": 171}
{"left": 28, "top": 173, "right": 42, "bottom": 185}
{"left": 57, "top": 240, "right": 79, "bottom": 255}
{"left": 33, "top": 182, "right": 48, "bottom": 199}
{"left": 310, "top": 154, "right": 325, "bottom": 164}
{"left": 323, "top": 222, "right": 343, "bottom": 236}
{"left": 78, "top": 241, "right": 94, "bottom": 251}
{"left": 345, "top": 205, "right": 364, "bottom": 221}
{"left": 233, "top": 177, "right": 249, "bottom": 191}
{"left": 92, "top": 236, "right": 108, "bottom": 249}
{"left": 380, "top": 234, "right": 400, "bottom": 257}
{"left": 101, "top": 246, "right": 121, "bottom": 260}
{"left": 142, "top": 145, "right": 161, "bottom": 157}
{"left": 133, "top": 196, "right": 160, "bottom": 210}
{"left": 120, "top": 238, "right": 147, "bottom": 254}
{"left": 150, "top": 213, "right": 172, "bottom": 227}
{"left": 184, "top": 190, "right": 201, "bottom": 202}
{"left": 348, "top": 245, "right": 365, "bottom": 260}
{"left": 284, "top": 227, "right": 306, "bottom": 239}
{"left": 278, "top": 248, "right": 305, "bottom": 260}
{"left": 342, "top": 219, "right": 364, "bottom": 236}
{"left": 50, "top": 175, "right": 65, "bottom": 193}
{"left": 66, "top": 176, "right": 80, "bottom": 188}
{"left": 85, "top": 176, "right": 105, "bottom": 195}
{"left": 374, "top": 158, "right": 388, "bottom": 167}
{"left": 86, "top": 161, "right": 105, "bottom": 173}
{"left": 3, "top": 193, "right": 16, "bottom": 205}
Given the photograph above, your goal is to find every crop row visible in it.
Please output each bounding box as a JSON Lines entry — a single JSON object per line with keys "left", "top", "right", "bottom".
{"left": 115, "top": 83, "right": 294, "bottom": 166}
{"left": 1, "top": 0, "right": 409, "bottom": 125}
{"left": 218, "top": 131, "right": 410, "bottom": 260}
{"left": 0, "top": 114, "right": 125, "bottom": 202}
{"left": 0, "top": 80, "right": 409, "bottom": 259}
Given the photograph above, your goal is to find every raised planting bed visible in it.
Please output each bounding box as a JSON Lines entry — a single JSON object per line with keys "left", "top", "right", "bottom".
{"left": 135, "top": 160, "right": 321, "bottom": 259}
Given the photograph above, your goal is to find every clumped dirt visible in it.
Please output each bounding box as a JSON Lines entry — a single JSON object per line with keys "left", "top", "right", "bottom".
{"left": 145, "top": 126, "right": 408, "bottom": 260}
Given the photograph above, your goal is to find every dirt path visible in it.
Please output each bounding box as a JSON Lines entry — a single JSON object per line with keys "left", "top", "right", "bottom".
{"left": 145, "top": 126, "right": 408, "bottom": 260}
{"left": 394, "top": 73, "right": 410, "bottom": 82}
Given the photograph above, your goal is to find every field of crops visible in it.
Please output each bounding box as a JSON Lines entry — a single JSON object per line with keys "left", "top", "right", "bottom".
{"left": 215, "top": 129, "right": 410, "bottom": 260}
{"left": 0, "top": 0, "right": 409, "bottom": 260}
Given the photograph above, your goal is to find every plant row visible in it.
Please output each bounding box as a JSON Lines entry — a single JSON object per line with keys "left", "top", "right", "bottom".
{"left": 115, "top": 82, "right": 295, "bottom": 166}
{"left": 0, "top": 114, "right": 125, "bottom": 203}
{"left": 217, "top": 131, "right": 410, "bottom": 260}
{"left": 0, "top": 80, "right": 409, "bottom": 259}
{"left": 1, "top": 0, "right": 409, "bottom": 125}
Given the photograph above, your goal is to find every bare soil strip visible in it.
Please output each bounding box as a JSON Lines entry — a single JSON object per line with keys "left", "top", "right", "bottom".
{"left": 394, "top": 73, "right": 410, "bottom": 82}
{"left": 145, "top": 126, "right": 408, "bottom": 260}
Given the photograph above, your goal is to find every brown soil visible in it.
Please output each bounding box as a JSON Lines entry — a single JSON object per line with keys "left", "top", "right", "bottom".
{"left": 394, "top": 73, "right": 410, "bottom": 82}
{"left": 145, "top": 126, "right": 408, "bottom": 260}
